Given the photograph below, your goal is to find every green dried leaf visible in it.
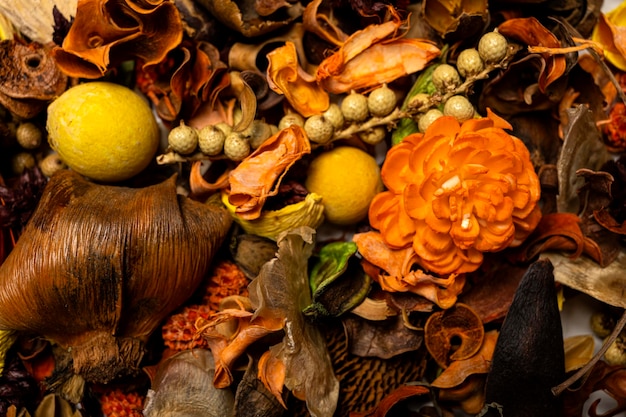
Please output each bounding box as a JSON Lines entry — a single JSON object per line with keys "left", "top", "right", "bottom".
{"left": 309, "top": 241, "right": 358, "bottom": 294}
{"left": 391, "top": 63, "right": 439, "bottom": 145}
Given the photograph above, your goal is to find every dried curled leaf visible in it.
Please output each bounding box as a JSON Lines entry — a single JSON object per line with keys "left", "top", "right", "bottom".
{"left": 557, "top": 104, "right": 610, "bottom": 214}
{"left": 248, "top": 227, "right": 340, "bottom": 417}
{"left": 267, "top": 41, "right": 329, "bottom": 117}
{"left": 433, "top": 330, "right": 499, "bottom": 415}
{"left": 0, "top": 40, "right": 68, "bottom": 118}
{"left": 196, "top": 0, "right": 304, "bottom": 37}
{"left": 353, "top": 231, "right": 465, "bottom": 309}
{"left": 196, "top": 306, "right": 284, "bottom": 389}
{"left": 227, "top": 125, "right": 311, "bottom": 220}
{"left": 422, "top": 0, "right": 487, "bottom": 40}
{"left": 52, "top": 0, "right": 183, "bottom": 78}
{"left": 498, "top": 17, "right": 566, "bottom": 92}
{"left": 315, "top": 8, "right": 440, "bottom": 93}
{"left": 424, "top": 303, "right": 484, "bottom": 369}
{"left": 302, "top": 0, "right": 348, "bottom": 47}
{"left": 342, "top": 314, "right": 423, "bottom": 359}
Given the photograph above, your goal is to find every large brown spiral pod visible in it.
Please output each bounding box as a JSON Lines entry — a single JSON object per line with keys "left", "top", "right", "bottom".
{"left": 0, "top": 170, "right": 232, "bottom": 383}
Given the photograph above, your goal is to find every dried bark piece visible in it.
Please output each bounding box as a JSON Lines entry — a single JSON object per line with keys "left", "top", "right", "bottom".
{"left": 0, "top": 40, "right": 67, "bottom": 119}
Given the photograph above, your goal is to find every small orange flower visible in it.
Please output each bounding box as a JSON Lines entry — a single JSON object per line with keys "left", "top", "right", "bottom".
{"left": 369, "top": 109, "right": 541, "bottom": 275}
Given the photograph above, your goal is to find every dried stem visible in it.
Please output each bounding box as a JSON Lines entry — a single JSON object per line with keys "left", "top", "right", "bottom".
{"left": 552, "top": 308, "right": 626, "bottom": 396}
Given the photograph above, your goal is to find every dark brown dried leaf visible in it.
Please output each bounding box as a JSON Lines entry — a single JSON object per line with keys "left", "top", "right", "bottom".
{"left": 342, "top": 314, "right": 423, "bottom": 359}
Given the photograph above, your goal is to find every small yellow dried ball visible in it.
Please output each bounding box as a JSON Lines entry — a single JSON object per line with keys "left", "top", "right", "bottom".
{"left": 418, "top": 109, "right": 443, "bottom": 133}
{"left": 11, "top": 152, "right": 36, "bottom": 175}
{"left": 341, "top": 91, "right": 369, "bottom": 122}
{"left": 443, "top": 95, "right": 475, "bottom": 123}
{"left": 456, "top": 48, "right": 484, "bottom": 78}
{"left": 432, "top": 64, "right": 461, "bottom": 92}
{"left": 243, "top": 120, "right": 273, "bottom": 149}
{"left": 16, "top": 122, "right": 42, "bottom": 150}
{"left": 367, "top": 84, "right": 397, "bottom": 117}
{"left": 198, "top": 125, "right": 226, "bottom": 156}
{"left": 168, "top": 121, "right": 198, "bottom": 155}
{"left": 39, "top": 153, "right": 67, "bottom": 177}
{"left": 224, "top": 132, "right": 250, "bottom": 161}
{"left": 278, "top": 113, "right": 305, "bottom": 130}
{"left": 323, "top": 103, "right": 345, "bottom": 129}
{"left": 478, "top": 31, "right": 508, "bottom": 63}
{"left": 304, "top": 115, "right": 334, "bottom": 144}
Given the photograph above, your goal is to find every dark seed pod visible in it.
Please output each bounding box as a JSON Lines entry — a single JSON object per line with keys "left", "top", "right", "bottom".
{"left": 481, "top": 259, "right": 565, "bottom": 417}
{"left": 0, "top": 170, "right": 232, "bottom": 383}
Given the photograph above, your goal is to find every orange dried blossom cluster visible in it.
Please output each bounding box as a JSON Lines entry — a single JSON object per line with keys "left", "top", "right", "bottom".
{"left": 161, "top": 261, "right": 249, "bottom": 351}
{"left": 368, "top": 109, "right": 542, "bottom": 275}
{"left": 98, "top": 389, "right": 144, "bottom": 417}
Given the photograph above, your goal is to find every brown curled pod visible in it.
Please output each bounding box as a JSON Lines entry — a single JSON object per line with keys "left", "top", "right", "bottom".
{"left": 0, "top": 170, "right": 232, "bottom": 383}
{"left": 424, "top": 303, "right": 485, "bottom": 369}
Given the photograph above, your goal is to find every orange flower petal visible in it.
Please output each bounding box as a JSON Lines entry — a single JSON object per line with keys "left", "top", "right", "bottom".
{"left": 266, "top": 42, "right": 329, "bottom": 117}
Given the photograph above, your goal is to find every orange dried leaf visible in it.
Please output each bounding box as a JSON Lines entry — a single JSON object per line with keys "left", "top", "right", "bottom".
{"left": 432, "top": 330, "right": 498, "bottom": 388}
{"left": 497, "top": 17, "right": 566, "bottom": 92}
{"left": 258, "top": 351, "right": 288, "bottom": 408}
{"left": 316, "top": 11, "right": 440, "bottom": 93}
{"left": 52, "top": 0, "right": 183, "bottom": 79}
{"left": 228, "top": 125, "right": 311, "bottom": 220}
{"left": 267, "top": 42, "right": 329, "bottom": 117}
{"left": 302, "top": 0, "right": 348, "bottom": 46}
{"left": 196, "top": 308, "right": 284, "bottom": 388}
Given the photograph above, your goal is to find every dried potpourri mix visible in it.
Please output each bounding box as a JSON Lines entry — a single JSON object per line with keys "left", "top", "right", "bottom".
{"left": 1, "top": 0, "right": 626, "bottom": 415}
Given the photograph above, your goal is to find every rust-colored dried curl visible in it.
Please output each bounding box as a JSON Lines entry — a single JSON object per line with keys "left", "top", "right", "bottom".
{"left": 368, "top": 109, "right": 542, "bottom": 275}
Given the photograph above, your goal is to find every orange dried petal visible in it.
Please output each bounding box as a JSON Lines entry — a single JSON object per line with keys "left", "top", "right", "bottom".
{"left": 228, "top": 125, "right": 310, "bottom": 220}
{"left": 266, "top": 42, "right": 329, "bottom": 117}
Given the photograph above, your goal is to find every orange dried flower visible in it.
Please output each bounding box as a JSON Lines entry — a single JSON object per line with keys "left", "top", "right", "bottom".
{"left": 369, "top": 109, "right": 542, "bottom": 275}
{"left": 161, "top": 261, "right": 249, "bottom": 351}
{"left": 52, "top": 0, "right": 183, "bottom": 79}
{"left": 603, "top": 102, "right": 626, "bottom": 150}
{"left": 162, "top": 304, "right": 213, "bottom": 351}
{"left": 204, "top": 260, "right": 250, "bottom": 311}
{"left": 99, "top": 389, "right": 144, "bottom": 417}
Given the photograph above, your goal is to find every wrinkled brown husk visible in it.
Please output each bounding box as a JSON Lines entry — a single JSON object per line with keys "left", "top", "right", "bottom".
{"left": 0, "top": 170, "right": 232, "bottom": 383}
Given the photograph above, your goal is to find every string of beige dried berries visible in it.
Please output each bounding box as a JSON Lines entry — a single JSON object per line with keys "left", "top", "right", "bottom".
{"left": 158, "top": 30, "right": 519, "bottom": 164}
